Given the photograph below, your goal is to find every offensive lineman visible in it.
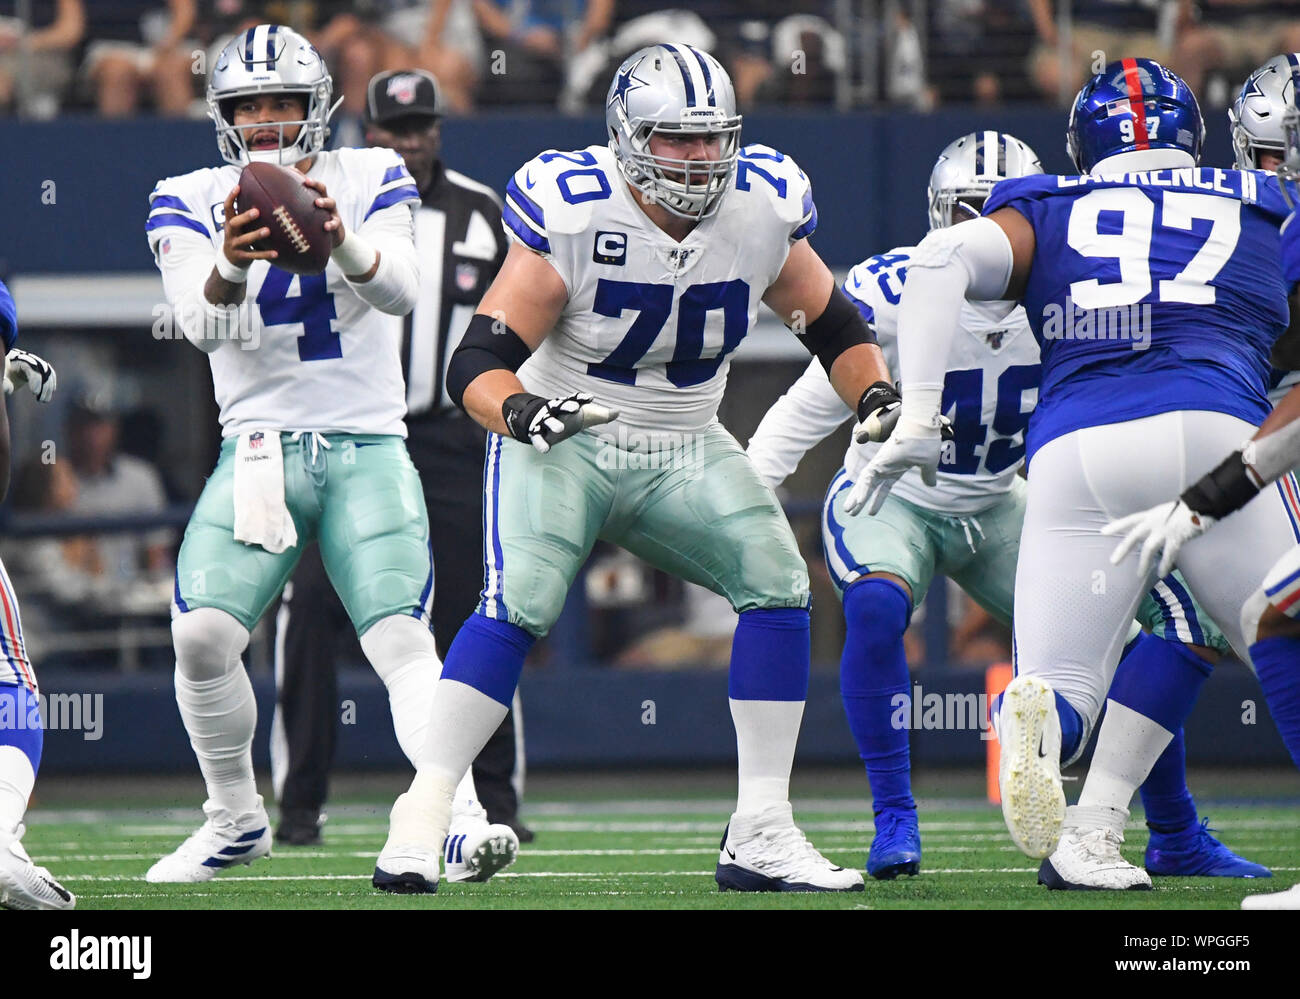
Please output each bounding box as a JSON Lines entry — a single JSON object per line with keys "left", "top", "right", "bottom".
{"left": 372, "top": 43, "right": 907, "bottom": 894}
{"left": 748, "top": 131, "right": 1265, "bottom": 887}
{"left": 145, "top": 24, "right": 517, "bottom": 884}
{"left": 855, "top": 58, "right": 1300, "bottom": 866}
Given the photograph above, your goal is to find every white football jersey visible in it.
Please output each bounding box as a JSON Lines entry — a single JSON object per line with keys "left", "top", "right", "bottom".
{"left": 502, "top": 143, "right": 817, "bottom": 435}
{"left": 147, "top": 147, "right": 420, "bottom": 437}
{"left": 748, "top": 246, "right": 1040, "bottom": 515}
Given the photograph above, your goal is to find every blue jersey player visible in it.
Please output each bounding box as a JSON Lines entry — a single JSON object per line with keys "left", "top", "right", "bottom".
{"left": 0, "top": 278, "right": 71, "bottom": 909}
{"left": 854, "top": 59, "right": 1300, "bottom": 882}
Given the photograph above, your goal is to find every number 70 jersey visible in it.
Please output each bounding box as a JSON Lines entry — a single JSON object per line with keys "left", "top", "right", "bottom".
{"left": 984, "top": 167, "right": 1291, "bottom": 462}
{"left": 503, "top": 143, "right": 817, "bottom": 435}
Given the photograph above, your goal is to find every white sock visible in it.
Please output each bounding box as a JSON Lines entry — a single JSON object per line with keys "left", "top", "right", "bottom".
{"left": 419, "top": 679, "right": 508, "bottom": 790}
{"left": 1078, "top": 700, "right": 1174, "bottom": 812}
{"left": 174, "top": 669, "right": 259, "bottom": 816}
{"left": 730, "top": 698, "right": 805, "bottom": 815}
{"left": 360, "top": 615, "right": 442, "bottom": 765}
{"left": 359, "top": 617, "right": 490, "bottom": 815}
{"left": 0, "top": 745, "right": 35, "bottom": 837}
{"left": 172, "top": 608, "right": 258, "bottom": 817}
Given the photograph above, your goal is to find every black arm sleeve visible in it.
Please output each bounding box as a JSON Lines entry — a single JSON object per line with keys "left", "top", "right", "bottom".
{"left": 446, "top": 313, "right": 534, "bottom": 413}
{"left": 793, "top": 285, "right": 878, "bottom": 375}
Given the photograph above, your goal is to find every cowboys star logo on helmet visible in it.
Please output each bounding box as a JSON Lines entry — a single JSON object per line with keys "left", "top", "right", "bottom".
{"left": 604, "top": 43, "right": 743, "bottom": 221}
{"left": 1229, "top": 53, "right": 1300, "bottom": 170}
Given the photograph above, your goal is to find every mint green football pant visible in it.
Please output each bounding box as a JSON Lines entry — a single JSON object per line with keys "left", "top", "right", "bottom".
{"left": 821, "top": 470, "right": 1229, "bottom": 653}
{"left": 478, "top": 425, "right": 810, "bottom": 637}
{"left": 174, "top": 434, "right": 434, "bottom": 635}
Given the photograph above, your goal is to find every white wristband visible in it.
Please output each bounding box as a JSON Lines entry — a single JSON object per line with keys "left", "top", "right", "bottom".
{"left": 900, "top": 384, "right": 945, "bottom": 430}
{"left": 331, "top": 229, "right": 378, "bottom": 278}
{"left": 215, "top": 251, "right": 251, "bottom": 284}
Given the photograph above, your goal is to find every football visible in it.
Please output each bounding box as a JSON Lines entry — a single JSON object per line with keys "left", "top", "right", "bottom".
{"left": 234, "top": 161, "right": 333, "bottom": 275}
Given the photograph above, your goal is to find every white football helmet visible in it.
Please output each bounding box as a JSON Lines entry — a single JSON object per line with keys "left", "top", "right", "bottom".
{"left": 605, "top": 43, "right": 742, "bottom": 220}
{"left": 207, "top": 24, "right": 342, "bottom": 167}
{"left": 927, "top": 131, "right": 1043, "bottom": 230}
{"left": 1229, "top": 53, "right": 1300, "bottom": 170}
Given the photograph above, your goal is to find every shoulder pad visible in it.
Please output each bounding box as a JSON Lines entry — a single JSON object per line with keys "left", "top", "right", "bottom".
{"left": 337, "top": 147, "right": 421, "bottom": 220}
{"left": 503, "top": 145, "right": 614, "bottom": 252}
{"left": 733, "top": 145, "right": 817, "bottom": 240}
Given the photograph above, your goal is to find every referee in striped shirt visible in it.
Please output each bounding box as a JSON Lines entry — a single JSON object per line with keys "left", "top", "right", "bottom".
{"left": 271, "top": 70, "right": 528, "bottom": 846}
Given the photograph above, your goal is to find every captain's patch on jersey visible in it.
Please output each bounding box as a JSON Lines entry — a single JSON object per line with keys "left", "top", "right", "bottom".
{"left": 593, "top": 230, "right": 627, "bottom": 265}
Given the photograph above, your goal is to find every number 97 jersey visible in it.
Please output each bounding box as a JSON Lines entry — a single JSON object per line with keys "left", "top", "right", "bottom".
{"left": 502, "top": 143, "right": 817, "bottom": 435}
{"left": 984, "top": 167, "right": 1291, "bottom": 463}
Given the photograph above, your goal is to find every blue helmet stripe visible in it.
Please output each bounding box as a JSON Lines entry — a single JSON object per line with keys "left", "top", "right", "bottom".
{"left": 661, "top": 44, "right": 696, "bottom": 106}
{"left": 688, "top": 46, "right": 716, "bottom": 105}
{"left": 974, "top": 134, "right": 985, "bottom": 175}
{"left": 998, "top": 133, "right": 1007, "bottom": 175}
{"left": 243, "top": 28, "right": 256, "bottom": 70}
{"left": 266, "top": 23, "right": 279, "bottom": 65}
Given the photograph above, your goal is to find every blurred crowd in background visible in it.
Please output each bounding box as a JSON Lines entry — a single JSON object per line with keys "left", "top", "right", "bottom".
{"left": 3, "top": 0, "right": 1290, "bottom": 676}
{"left": 3, "top": 1, "right": 1299, "bottom": 124}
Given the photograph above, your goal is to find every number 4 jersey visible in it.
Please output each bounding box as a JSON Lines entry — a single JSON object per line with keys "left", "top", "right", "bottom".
{"left": 502, "top": 143, "right": 817, "bottom": 434}
{"left": 984, "top": 167, "right": 1291, "bottom": 462}
{"left": 146, "top": 147, "right": 421, "bottom": 437}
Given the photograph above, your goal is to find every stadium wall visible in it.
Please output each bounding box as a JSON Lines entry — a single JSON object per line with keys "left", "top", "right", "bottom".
{"left": 0, "top": 108, "right": 1237, "bottom": 276}
{"left": 33, "top": 665, "right": 1289, "bottom": 774}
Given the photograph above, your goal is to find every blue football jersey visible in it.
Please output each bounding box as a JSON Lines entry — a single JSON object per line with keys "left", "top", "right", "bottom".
{"left": 984, "top": 168, "right": 1290, "bottom": 460}
{"left": 0, "top": 278, "right": 15, "bottom": 351}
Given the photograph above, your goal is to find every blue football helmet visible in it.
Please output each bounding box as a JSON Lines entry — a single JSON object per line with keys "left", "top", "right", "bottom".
{"left": 1066, "top": 58, "right": 1204, "bottom": 174}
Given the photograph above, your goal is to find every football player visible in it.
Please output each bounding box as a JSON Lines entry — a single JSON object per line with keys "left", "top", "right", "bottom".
{"left": 855, "top": 59, "right": 1300, "bottom": 875}
{"left": 0, "top": 277, "right": 71, "bottom": 909}
{"left": 748, "top": 131, "right": 1266, "bottom": 888}
{"left": 145, "top": 24, "right": 517, "bottom": 885}
{"left": 373, "top": 43, "right": 905, "bottom": 894}
{"left": 1105, "top": 94, "right": 1300, "bottom": 909}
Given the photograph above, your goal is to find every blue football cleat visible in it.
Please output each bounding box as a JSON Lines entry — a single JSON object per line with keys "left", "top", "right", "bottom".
{"left": 867, "top": 807, "right": 921, "bottom": 879}
{"left": 1144, "top": 818, "right": 1272, "bottom": 878}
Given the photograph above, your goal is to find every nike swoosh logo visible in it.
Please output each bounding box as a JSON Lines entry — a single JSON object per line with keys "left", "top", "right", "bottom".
{"left": 524, "top": 170, "right": 536, "bottom": 189}
{"left": 851, "top": 274, "right": 862, "bottom": 288}
{"left": 725, "top": 846, "right": 736, "bottom": 860}
{"left": 1038, "top": 732, "right": 1048, "bottom": 758}
{"left": 352, "top": 442, "right": 381, "bottom": 448}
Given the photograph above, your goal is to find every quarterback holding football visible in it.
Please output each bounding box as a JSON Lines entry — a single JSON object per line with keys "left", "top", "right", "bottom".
{"left": 145, "top": 24, "right": 517, "bottom": 887}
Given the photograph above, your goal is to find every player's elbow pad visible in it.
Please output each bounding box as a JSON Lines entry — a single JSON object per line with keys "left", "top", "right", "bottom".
{"left": 446, "top": 313, "right": 534, "bottom": 412}
{"left": 794, "top": 286, "right": 878, "bottom": 374}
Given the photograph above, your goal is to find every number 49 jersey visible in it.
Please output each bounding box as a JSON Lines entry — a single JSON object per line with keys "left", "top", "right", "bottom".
{"left": 984, "top": 167, "right": 1291, "bottom": 462}
{"left": 146, "top": 146, "right": 420, "bottom": 437}
{"left": 503, "top": 143, "right": 817, "bottom": 434}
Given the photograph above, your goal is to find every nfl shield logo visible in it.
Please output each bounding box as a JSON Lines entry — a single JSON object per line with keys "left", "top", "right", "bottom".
{"left": 455, "top": 262, "right": 478, "bottom": 291}
{"left": 249, "top": 431, "right": 265, "bottom": 450}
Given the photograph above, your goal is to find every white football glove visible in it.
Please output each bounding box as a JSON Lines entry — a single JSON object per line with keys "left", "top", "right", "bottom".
{"left": 3, "top": 349, "right": 57, "bottom": 403}
{"left": 844, "top": 422, "right": 942, "bottom": 516}
{"left": 1101, "top": 499, "right": 1214, "bottom": 578}
{"left": 504, "top": 391, "right": 619, "bottom": 454}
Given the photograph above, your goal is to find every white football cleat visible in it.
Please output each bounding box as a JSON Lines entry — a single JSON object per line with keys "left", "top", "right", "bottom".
{"left": 716, "top": 802, "right": 863, "bottom": 892}
{"left": 996, "top": 675, "right": 1066, "bottom": 858}
{"left": 372, "top": 791, "right": 448, "bottom": 894}
{"left": 1038, "top": 805, "right": 1151, "bottom": 891}
{"left": 0, "top": 826, "right": 75, "bottom": 910}
{"left": 145, "top": 799, "right": 271, "bottom": 883}
{"left": 444, "top": 803, "right": 519, "bottom": 884}
{"left": 1242, "top": 883, "right": 1300, "bottom": 910}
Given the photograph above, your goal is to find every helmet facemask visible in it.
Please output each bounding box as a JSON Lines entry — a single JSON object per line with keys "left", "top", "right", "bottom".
{"left": 1280, "top": 105, "right": 1300, "bottom": 209}
{"left": 207, "top": 26, "right": 342, "bottom": 167}
{"left": 613, "top": 112, "right": 742, "bottom": 221}
{"left": 929, "top": 184, "right": 992, "bottom": 229}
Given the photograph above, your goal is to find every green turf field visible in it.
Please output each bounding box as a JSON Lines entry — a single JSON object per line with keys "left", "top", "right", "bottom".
{"left": 20, "top": 769, "right": 1298, "bottom": 910}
